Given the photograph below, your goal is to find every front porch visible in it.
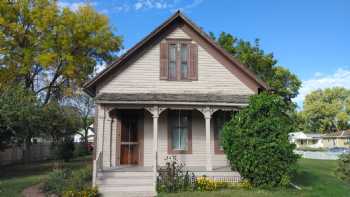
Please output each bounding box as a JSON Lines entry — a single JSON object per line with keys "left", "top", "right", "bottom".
{"left": 92, "top": 93, "right": 248, "bottom": 196}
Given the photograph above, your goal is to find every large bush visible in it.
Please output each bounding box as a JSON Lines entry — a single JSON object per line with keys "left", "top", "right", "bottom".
{"left": 222, "top": 92, "right": 299, "bottom": 187}
{"left": 336, "top": 153, "right": 350, "bottom": 183}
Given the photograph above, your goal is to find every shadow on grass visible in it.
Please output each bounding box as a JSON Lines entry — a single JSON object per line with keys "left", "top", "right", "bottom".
{"left": 0, "top": 156, "right": 92, "bottom": 180}
{"left": 292, "top": 169, "right": 317, "bottom": 188}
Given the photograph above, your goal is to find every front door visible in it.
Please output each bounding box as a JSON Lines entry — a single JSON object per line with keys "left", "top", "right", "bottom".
{"left": 120, "top": 113, "right": 139, "bottom": 165}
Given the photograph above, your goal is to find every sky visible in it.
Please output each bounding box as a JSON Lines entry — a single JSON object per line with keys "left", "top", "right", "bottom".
{"left": 59, "top": 0, "right": 350, "bottom": 108}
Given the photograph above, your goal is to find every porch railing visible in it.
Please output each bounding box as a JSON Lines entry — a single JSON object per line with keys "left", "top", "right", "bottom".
{"left": 96, "top": 151, "right": 103, "bottom": 171}
{"left": 93, "top": 151, "right": 103, "bottom": 187}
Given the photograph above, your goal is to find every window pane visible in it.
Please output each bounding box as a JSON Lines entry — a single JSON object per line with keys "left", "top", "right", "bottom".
{"left": 172, "top": 127, "right": 180, "bottom": 150}
{"left": 169, "top": 44, "right": 177, "bottom": 80}
{"left": 180, "top": 44, "right": 188, "bottom": 79}
{"left": 171, "top": 111, "right": 189, "bottom": 151}
{"left": 180, "top": 128, "right": 188, "bottom": 150}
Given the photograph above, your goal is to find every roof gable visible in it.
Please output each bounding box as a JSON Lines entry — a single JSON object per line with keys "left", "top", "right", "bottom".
{"left": 83, "top": 11, "right": 268, "bottom": 96}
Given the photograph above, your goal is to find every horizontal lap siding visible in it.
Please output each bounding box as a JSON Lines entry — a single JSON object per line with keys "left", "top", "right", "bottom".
{"left": 98, "top": 28, "right": 254, "bottom": 95}
{"left": 143, "top": 110, "right": 228, "bottom": 167}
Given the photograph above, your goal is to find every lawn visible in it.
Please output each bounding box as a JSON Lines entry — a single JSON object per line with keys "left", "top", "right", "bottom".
{"left": 159, "top": 159, "right": 350, "bottom": 197}
{"left": 0, "top": 156, "right": 91, "bottom": 197}
{"left": 0, "top": 158, "right": 349, "bottom": 197}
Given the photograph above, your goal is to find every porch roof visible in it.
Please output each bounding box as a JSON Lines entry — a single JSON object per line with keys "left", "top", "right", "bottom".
{"left": 95, "top": 93, "right": 250, "bottom": 106}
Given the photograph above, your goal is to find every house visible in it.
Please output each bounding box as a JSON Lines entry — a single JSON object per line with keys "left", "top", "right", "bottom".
{"left": 83, "top": 11, "right": 267, "bottom": 197}
{"left": 74, "top": 124, "right": 95, "bottom": 143}
{"left": 289, "top": 132, "right": 324, "bottom": 148}
{"left": 322, "top": 130, "right": 350, "bottom": 148}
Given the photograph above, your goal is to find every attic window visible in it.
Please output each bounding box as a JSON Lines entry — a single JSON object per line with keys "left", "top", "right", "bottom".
{"left": 160, "top": 40, "right": 198, "bottom": 81}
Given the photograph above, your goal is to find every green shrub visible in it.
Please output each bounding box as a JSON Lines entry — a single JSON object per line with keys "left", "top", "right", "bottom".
{"left": 336, "top": 153, "right": 350, "bottom": 183}
{"left": 51, "top": 137, "right": 76, "bottom": 162}
{"left": 157, "top": 156, "right": 194, "bottom": 192}
{"left": 222, "top": 93, "right": 299, "bottom": 187}
{"left": 74, "top": 143, "right": 91, "bottom": 157}
{"left": 43, "top": 169, "right": 72, "bottom": 195}
{"left": 66, "top": 166, "right": 92, "bottom": 191}
{"left": 43, "top": 167, "right": 93, "bottom": 196}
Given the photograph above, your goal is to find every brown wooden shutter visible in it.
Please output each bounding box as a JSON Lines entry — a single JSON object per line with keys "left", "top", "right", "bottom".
{"left": 160, "top": 42, "right": 168, "bottom": 80}
{"left": 189, "top": 43, "right": 198, "bottom": 80}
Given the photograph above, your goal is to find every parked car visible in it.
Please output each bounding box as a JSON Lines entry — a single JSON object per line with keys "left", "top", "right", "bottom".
{"left": 329, "top": 147, "right": 350, "bottom": 153}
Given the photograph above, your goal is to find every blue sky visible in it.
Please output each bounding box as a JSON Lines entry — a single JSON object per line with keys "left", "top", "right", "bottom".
{"left": 59, "top": 0, "right": 350, "bottom": 107}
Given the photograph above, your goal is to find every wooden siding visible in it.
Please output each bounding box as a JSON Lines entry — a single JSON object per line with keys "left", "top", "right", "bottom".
{"left": 143, "top": 110, "right": 228, "bottom": 167}
{"left": 97, "top": 27, "right": 254, "bottom": 96}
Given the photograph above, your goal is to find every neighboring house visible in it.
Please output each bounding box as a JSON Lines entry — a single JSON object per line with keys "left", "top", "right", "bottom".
{"left": 83, "top": 11, "right": 267, "bottom": 197}
{"left": 289, "top": 132, "right": 324, "bottom": 148}
{"left": 323, "top": 130, "right": 350, "bottom": 148}
{"left": 74, "top": 124, "right": 95, "bottom": 143}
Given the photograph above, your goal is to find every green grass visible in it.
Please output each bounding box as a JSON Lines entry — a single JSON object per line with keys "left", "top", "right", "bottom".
{"left": 159, "top": 159, "right": 350, "bottom": 197}
{"left": 0, "top": 156, "right": 92, "bottom": 197}
{"left": 1, "top": 157, "right": 349, "bottom": 197}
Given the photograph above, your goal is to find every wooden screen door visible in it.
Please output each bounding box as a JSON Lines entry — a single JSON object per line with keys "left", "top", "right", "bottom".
{"left": 120, "top": 113, "right": 139, "bottom": 165}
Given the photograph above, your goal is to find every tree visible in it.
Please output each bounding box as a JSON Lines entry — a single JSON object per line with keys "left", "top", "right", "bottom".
{"left": 0, "top": 85, "right": 42, "bottom": 162}
{"left": 42, "top": 101, "right": 83, "bottom": 142}
{"left": 63, "top": 91, "right": 95, "bottom": 145}
{"left": 222, "top": 92, "right": 299, "bottom": 187}
{"left": 210, "top": 32, "right": 301, "bottom": 102}
{"left": 0, "top": 0, "right": 122, "bottom": 103}
{"left": 302, "top": 87, "right": 350, "bottom": 133}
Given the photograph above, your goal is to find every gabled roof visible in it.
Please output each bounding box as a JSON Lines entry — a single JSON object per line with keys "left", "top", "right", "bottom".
{"left": 83, "top": 11, "right": 269, "bottom": 97}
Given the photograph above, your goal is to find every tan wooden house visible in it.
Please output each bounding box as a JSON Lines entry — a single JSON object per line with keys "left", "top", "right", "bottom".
{"left": 84, "top": 11, "right": 268, "bottom": 197}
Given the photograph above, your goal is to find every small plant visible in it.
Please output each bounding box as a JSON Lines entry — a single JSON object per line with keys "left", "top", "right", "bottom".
{"left": 62, "top": 187, "right": 99, "bottom": 197}
{"left": 336, "top": 153, "right": 350, "bottom": 183}
{"left": 195, "top": 176, "right": 216, "bottom": 191}
{"left": 157, "top": 156, "right": 195, "bottom": 192}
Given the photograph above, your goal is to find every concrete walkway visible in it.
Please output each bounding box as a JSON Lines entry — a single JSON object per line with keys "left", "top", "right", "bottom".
{"left": 22, "top": 183, "right": 45, "bottom": 197}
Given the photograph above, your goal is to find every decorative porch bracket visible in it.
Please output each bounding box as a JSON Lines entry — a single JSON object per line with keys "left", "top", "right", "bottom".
{"left": 145, "top": 106, "right": 167, "bottom": 190}
{"left": 197, "top": 107, "right": 218, "bottom": 171}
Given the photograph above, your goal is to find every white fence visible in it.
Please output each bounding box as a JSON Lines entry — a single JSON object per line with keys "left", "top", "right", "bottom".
{"left": 0, "top": 143, "right": 51, "bottom": 166}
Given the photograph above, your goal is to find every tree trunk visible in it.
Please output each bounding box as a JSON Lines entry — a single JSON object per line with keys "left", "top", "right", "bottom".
{"left": 23, "top": 137, "right": 32, "bottom": 164}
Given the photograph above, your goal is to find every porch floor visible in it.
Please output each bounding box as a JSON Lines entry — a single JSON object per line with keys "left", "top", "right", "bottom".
{"left": 103, "top": 165, "right": 232, "bottom": 172}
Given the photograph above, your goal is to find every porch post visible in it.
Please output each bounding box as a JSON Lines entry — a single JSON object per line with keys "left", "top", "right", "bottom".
{"left": 204, "top": 109, "right": 213, "bottom": 171}
{"left": 146, "top": 106, "right": 166, "bottom": 190}
{"left": 152, "top": 111, "right": 159, "bottom": 189}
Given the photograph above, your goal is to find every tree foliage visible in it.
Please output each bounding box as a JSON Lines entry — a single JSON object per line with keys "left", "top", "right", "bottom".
{"left": 0, "top": 85, "right": 41, "bottom": 151}
{"left": 63, "top": 92, "right": 95, "bottom": 144}
{"left": 336, "top": 153, "right": 350, "bottom": 183}
{"left": 222, "top": 92, "right": 299, "bottom": 187}
{"left": 210, "top": 32, "right": 301, "bottom": 102}
{"left": 0, "top": 0, "right": 122, "bottom": 103}
{"left": 300, "top": 87, "right": 350, "bottom": 133}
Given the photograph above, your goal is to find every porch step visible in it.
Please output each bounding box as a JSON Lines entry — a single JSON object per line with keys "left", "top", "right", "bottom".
{"left": 96, "top": 170, "right": 155, "bottom": 197}
{"left": 100, "top": 191, "right": 156, "bottom": 197}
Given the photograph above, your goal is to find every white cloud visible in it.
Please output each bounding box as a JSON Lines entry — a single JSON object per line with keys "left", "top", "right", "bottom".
{"left": 110, "top": 0, "right": 203, "bottom": 13}
{"left": 293, "top": 68, "right": 350, "bottom": 108}
{"left": 133, "top": 0, "right": 173, "bottom": 10}
{"left": 58, "top": 1, "right": 97, "bottom": 11}
{"left": 114, "top": 4, "right": 130, "bottom": 12}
